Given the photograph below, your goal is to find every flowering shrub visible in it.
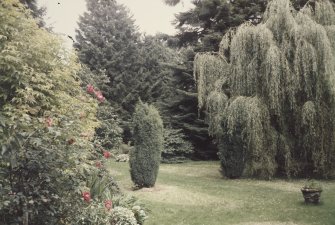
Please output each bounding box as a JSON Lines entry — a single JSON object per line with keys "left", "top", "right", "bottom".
{"left": 45, "top": 117, "right": 53, "bottom": 127}
{"left": 0, "top": 2, "right": 147, "bottom": 225}
{"left": 82, "top": 192, "right": 91, "bottom": 202}
{"left": 105, "top": 200, "right": 113, "bottom": 210}
{"left": 87, "top": 84, "right": 95, "bottom": 94}
{"left": 86, "top": 84, "right": 106, "bottom": 103}
{"left": 104, "top": 150, "right": 112, "bottom": 159}
{"left": 111, "top": 207, "right": 138, "bottom": 225}
{"left": 96, "top": 161, "right": 103, "bottom": 168}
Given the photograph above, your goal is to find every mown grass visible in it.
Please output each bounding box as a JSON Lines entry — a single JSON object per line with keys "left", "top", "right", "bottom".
{"left": 108, "top": 161, "right": 335, "bottom": 225}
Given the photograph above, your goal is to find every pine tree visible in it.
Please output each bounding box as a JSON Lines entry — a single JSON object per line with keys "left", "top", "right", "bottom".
{"left": 195, "top": 0, "right": 335, "bottom": 179}
{"left": 75, "top": 2, "right": 177, "bottom": 143}
{"left": 75, "top": 0, "right": 141, "bottom": 115}
{"left": 158, "top": 47, "right": 218, "bottom": 159}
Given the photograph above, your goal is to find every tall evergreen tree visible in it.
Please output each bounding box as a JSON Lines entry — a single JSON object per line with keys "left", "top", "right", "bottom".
{"left": 195, "top": 0, "right": 335, "bottom": 179}
{"left": 158, "top": 47, "right": 218, "bottom": 159}
{"left": 75, "top": 1, "right": 177, "bottom": 142}
{"left": 75, "top": 0, "right": 140, "bottom": 112}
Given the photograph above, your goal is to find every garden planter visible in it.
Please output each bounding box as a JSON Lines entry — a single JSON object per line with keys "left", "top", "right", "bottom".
{"left": 301, "top": 188, "right": 322, "bottom": 204}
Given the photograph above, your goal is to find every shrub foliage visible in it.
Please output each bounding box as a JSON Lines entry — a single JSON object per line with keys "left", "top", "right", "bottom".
{"left": 195, "top": 0, "right": 335, "bottom": 179}
{"left": 162, "top": 127, "right": 194, "bottom": 163}
{"left": 130, "top": 101, "right": 164, "bottom": 188}
{"left": 0, "top": 1, "right": 143, "bottom": 224}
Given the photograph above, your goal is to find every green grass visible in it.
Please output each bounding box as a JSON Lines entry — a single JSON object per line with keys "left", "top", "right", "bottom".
{"left": 108, "top": 161, "right": 335, "bottom": 225}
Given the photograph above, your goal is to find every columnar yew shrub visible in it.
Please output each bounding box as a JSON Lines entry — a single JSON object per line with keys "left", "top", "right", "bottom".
{"left": 195, "top": 0, "right": 335, "bottom": 179}
{"left": 130, "top": 101, "right": 163, "bottom": 188}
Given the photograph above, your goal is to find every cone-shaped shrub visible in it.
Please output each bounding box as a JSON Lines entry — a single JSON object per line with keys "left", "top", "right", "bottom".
{"left": 130, "top": 101, "right": 163, "bottom": 188}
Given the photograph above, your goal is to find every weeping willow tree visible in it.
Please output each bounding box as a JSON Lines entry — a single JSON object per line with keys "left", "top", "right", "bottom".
{"left": 195, "top": 0, "right": 335, "bottom": 179}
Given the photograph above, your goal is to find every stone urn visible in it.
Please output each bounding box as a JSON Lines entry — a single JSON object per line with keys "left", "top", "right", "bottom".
{"left": 301, "top": 188, "right": 322, "bottom": 204}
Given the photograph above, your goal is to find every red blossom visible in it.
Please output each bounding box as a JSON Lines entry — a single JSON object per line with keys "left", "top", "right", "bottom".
{"left": 95, "top": 161, "right": 103, "bottom": 168}
{"left": 82, "top": 192, "right": 91, "bottom": 202}
{"left": 67, "top": 138, "right": 76, "bottom": 145}
{"left": 97, "top": 95, "right": 105, "bottom": 103}
{"left": 45, "top": 117, "right": 53, "bottom": 127}
{"left": 103, "top": 151, "right": 111, "bottom": 159}
{"left": 86, "top": 84, "right": 95, "bottom": 94}
{"left": 94, "top": 90, "right": 105, "bottom": 103}
{"left": 104, "top": 200, "right": 113, "bottom": 210}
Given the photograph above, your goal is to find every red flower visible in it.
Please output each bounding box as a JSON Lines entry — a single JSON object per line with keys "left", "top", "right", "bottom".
{"left": 104, "top": 200, "right": 112, "bottom": 210}
{"left": 82, "top": 192, "right": 91, "bottom": 202}
{"left": 86, "top": 84, "right": 95, "bottom": 94}
{"left": 95, "top": 161, "right": 103, "bottom": 168}
{"left": 45, "top": 117, "right": 53, "bottom": 127}
{"left": 68, "top": 138, "right": 76, "bottom": 145}
{"left": 94, "top": 90, "right": 105, "bottom": 103}
{"left": 97, "top": 95, "right": 105, "bottom": 103}
{"left": 103, "top": 151, "right": 111, "bottom": 159}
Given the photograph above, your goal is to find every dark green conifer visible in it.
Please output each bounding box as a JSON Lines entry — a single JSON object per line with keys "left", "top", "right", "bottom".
{"left": 130, "top": 101, "right": 163, "bottom": 188}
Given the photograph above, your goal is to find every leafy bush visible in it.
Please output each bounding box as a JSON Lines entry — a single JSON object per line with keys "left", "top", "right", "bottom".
{"left": 162, "top": 127, "right": 194, "bottom": 163}
{"left": 303, "top": 179, "right": 323, "bottom": 191}
{"left": 111, "top": 207, "right": 138, "bottom": 225}
{"left": 130, "top": 101, "right": 163, "bottom": 188}
{"left": 0, "top": 1, "right": 137, "bottom": 224}
{"left": 78, "top": 66, "right": 123, "bottom": 151}
{"left": 112, "top": 195, "right": 148, "bottom": 225}
{"left": 94, "top": 103, "right": 123, "bottom": 150}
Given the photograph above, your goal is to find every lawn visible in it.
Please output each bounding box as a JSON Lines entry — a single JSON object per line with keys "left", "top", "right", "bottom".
{"left": 108, "top": 161, "right": 335, "bottom": 225}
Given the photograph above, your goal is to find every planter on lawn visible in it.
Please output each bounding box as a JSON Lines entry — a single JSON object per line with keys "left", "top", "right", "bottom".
{"left": 301, "top": 188, "right": 322, "bottom": 204}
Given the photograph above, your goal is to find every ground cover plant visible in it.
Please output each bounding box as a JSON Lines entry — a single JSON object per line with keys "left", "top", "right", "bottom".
{"left": 109, "top": 161, "right": 335, "bottom": 225}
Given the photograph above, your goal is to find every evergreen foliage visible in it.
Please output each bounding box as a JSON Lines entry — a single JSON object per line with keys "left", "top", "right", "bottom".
{"left": 158, "top": 48, "right": 218, "bottom": 159}
{"left": 75, "top": 2, "right": 176, "bottom": 135}
{"left": 130, "top": 101, "right": 163, "bottom": 188}
{"left": 195, "top": 0, "right": 335, "bottom": 179}
{"left": 174, "top": 0, "right": 268, "bottom": 51}
{"left": 75, "top": 0, "right": 139, "bottom": 107}
{"left": 162, "top": 127, "right": 194, "bottom": 162}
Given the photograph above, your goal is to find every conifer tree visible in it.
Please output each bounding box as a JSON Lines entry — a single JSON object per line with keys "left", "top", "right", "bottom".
{"left": 158, "top": 48, "right": 218, "bottom": 159}
{"left": 130, "top": 101, "right": 163, "bottom": 188}
{"left": 75, "top": 0, "right": 140, "bottom": 107}
{"left": 75, "top": 3, "right": 176, "bottom": 142}
{"left": 195, "top": 0, "right": 335, "bottom": 179}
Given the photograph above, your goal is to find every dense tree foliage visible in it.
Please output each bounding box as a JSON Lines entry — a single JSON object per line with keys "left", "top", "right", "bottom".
{"left": 130, "top": 101, "right": 163, "bottom": 188}
{"left": 195, "top": 0, "right": 335, "bottom": 179}
{"left": 19, "top": 0, "right": 45, "bottom": 26}
{"left": 75, "top": 1, "right": 177, "bottom": 144}
{"left": 0, "top": 1, "right": 146, "bottom": 224}
{"left": 158, "top": 47, "right": 218, "bottom": 159}
{"left": 174, "top": 0, "right": 267, "bottom": 51}
{"left": 78, "top": 65, "right": 123, "bottom": 150}
{"left": 75, "top": 0, "right": 139, "bottom": 110}
{"left": 0, "top": 1, "right": 100, "bottom": 223}
{"left": 162, "top": 127, "right": 194, "bottom": 162}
